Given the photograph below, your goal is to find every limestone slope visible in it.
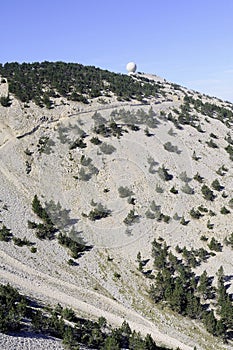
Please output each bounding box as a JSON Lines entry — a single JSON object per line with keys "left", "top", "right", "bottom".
{"left": 0, "top": 71, "right": 233, "bottom": 350}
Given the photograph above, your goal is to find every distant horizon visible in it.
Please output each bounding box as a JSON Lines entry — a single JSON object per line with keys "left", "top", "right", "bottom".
{"left": 1, "top": 0, "right": 233, "bottom": 102}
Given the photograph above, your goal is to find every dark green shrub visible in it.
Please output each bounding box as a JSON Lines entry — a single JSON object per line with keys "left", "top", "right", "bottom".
{"left": 173, "top": 212, "right": 181, "bottom": 220}
{"left": 35, "top": 223, "right": 56, "bottom": 240}
{"left": 13, "top": 237, "right": 32, "bottom": 247}
{"left": 206, "top": 139, "right": 218, "bottom": 148}
{"left": 192, "top": 151, "right": 200, "bottom": 161}
{"left": 210, "top": 133, "right": 218, "bottom": 139}
{"left": 198, "top": 205, "right": 208, "bottom": 213}
{"left": 225, "top": 144, "right": 233, "bottom": 160}
{"left": 216, "top": 166, "right": 226, "bottom": 176}
{"left": 28, "top": 220, "right": 37, "bottom": 229}
{"left": 90, "top": 136, "right": 102, "bottom": 145}
{"left": 86, "top": 203, "right": 111, "bottom": 221}
{"left": 158, "top": 165, "right": 173, "bottom": 181}
{"left": 208, "top": 237, "right": 222, "bottom": 252}
{"left": 24, "top": 148, "right": 33, "bottom": 156}
{"left": 0, "top": 95, "right": 11, "bottom": 107}
{"left": 127, "top": 197, "right": 136, "bottom": 205}
{"left": 201, "top": 185, "right": 215, "bottom": 201}
{"left": 144, "top": 127, "right": 153, "bottom": 137}
{"left": 69, "top": 138, "right": 87, "bottom": 150}
{"left": 32, "top": 197, "right": 44, "bottom": 214}
{"left": 211, "top": 179, "right": 223, "bottom": 191}
{"left": 196, "top": 124, "right": 205, "bottom": 133}
{"left": 222, "top": 164, "right": 228, "bottom": 172}
{"left": 94, "top": 123, "right": 111, "bottom": 137}
{"left": 25, "top": 161, "right": 32, "bottom": 174}
{"left": 0, "top": 225, "right": 12, "bottom": 241}
{"left": 61, "top": 307, "right": 76, "bottom": 321}
{"left": 175, "top": 244, "right": 182, "bottom": 253}
{"left": 200, "top": 235, "right": 208, "bottom": 241}
{"left": 123, "top": 209, "right": 139, "bottom": 225}
{"left": 113, "top": 272, "right": 121, "bottom": 279}
{"left": 0, "top": 283, "right": 27, "bottom": 332}
{"left": 224, "top": 232, "right": 233, "bottom": 248}
{"left": 127, "top": 124, "right": 140, "bottom": 131}
{"left": 228, "top": 198, "right": 233, "bottom": 208}
{"left": 170, "top": 186, "right": 178, "bottom": 194}
{"left": 163, "top": 215, "right": 171, "bottom": 223}
{"left": 57, "top": 233, "right": 86, "bottom": 259}
{"left": 220, "top": 206, "right": 230, "bottom": 214}
{"left": 207, "top": 220, "right": 214, "bottom": 229}
{"left": 180, "top": 216, "right": 189, "bottom": 225}
{"left": 37, "top": 136, "right": 55, "bottom": 154}
{"left": 194, "top": 172, "right": 204, "bottom": 183}
{"left": 189, "top": 208, "right": 202, "bottom": 219}
{"left": 69, "top": 92, "right": 88, "bottom": 103}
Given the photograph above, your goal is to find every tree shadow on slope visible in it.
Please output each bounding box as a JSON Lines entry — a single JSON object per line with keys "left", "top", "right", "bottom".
{"left": 44, "top": 200, "right": 79, "bottom": 231}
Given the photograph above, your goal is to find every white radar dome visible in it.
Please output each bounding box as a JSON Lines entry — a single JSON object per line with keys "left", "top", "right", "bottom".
{"left": 126, "top": 62, "right": 137, "bottom": 74}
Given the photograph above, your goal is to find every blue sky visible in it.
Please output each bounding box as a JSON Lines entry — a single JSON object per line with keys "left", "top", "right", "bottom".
{"left": 1, "top": 0, "right": 233, "bottom": 101}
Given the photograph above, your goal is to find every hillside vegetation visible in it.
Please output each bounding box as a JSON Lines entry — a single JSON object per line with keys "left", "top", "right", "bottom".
{"left": 0, "top": 61, "right": 162, "bottom": 106}
{"left": 0, "top": 61, "right": 233, "bottom": 350}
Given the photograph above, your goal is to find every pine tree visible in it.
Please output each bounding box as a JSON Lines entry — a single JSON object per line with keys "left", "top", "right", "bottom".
{"left": 120, "top": 320, "right": 131, "bottom": 337}
{"left": 197, "top": 270, "right": 213, "bottom": 300}
{"left": 211, "top": 179, "right": 223, "bottom": 191}
{"left": 150, "top": 273, "right": 164, "bottom": 302}
{"left": 203, "top": 310, "right": 217, "bottom": 335}
{"left": 62, "top": 327, "right": 79, "bottom": 349}
{"left": 128, "top": 330, "right": 145, "bottom": 349}
{"left": 170, "top": 278, "right": 186, "bottom": 314}
{"left": 32, "top": 195, "right": 50, "bottom": 223}
{"left": 102, "top": 336, "right": 120, "bottom": 350}
{"left": 215, "top": 319, "right": 227, "bottom": 337}
{"left": 185, "top": 291, "right": 202, "bottom": 319}
{"left": 144, "top": 334, "right": 157, "bottom": 349}
{"left": 32, "top": 195, "right": 44, "bottom": 217}
{"left": 136, "top": 252, "right": 143, "bottom": 271}
{"left": 216, "top": 266, "right": 233, "bottom": 329}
